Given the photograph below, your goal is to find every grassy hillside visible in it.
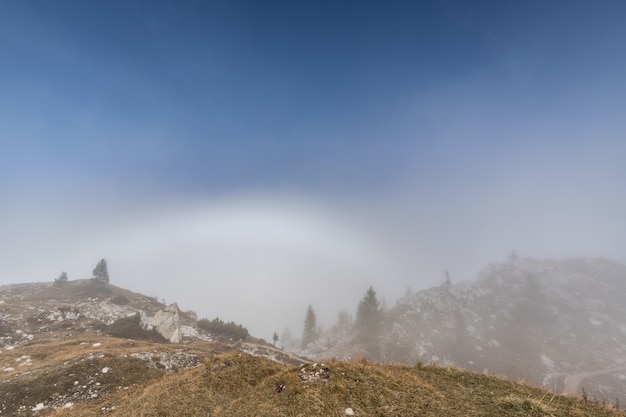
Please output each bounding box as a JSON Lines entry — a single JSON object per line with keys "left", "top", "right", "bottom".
{"left": 2, "top": 278, "right": 625, "bottom": 416}
{"left": 56, "top": 351, "right": 623, "bottom": 417}
{"left": 0, "top": 336, "right": 216, "bottom": 415}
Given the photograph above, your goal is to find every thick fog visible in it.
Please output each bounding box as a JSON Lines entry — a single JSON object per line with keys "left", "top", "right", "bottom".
{"left": 1, "top": 182, "right": 624, "bottom": 339}
{"left": 1, "top": 2, "right": 626, "bottom": 340}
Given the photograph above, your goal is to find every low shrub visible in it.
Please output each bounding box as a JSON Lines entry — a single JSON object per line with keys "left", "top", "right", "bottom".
{"left": 105, "top": 314, "right": 167, "bottom": 343}
{"left": 197, "top": 317, "right": 249, "bottom": 340}
{"left": 0, "top": 321, "right": 12, "bottom": 336}
{"left": 111, "top": 294, "right": 130, "bottom": 305}
{"left": 80, "top": 280, "right": 113, "bottom": 297}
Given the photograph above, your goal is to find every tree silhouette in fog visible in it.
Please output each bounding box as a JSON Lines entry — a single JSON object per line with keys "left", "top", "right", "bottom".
{"left": 55, "top": 271, "right": 68, "bottom": 284}
{"left": 355, "top": 286, "right": 383, "bottom": 359}
{"left": 302, "top": 305, "right": 318, "bottom": 349}
{"left": 92, "top": 258, "right": 109, "bottom": 284}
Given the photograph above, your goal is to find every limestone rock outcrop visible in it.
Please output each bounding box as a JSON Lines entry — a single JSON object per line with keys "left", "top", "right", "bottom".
{"left": 140, "top": 303, "right": 182, "bottom": 343}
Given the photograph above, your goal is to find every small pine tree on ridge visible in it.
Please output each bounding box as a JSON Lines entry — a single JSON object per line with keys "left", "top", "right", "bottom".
{"left": 92, "top": 258, "right": 109, "bottom": 284}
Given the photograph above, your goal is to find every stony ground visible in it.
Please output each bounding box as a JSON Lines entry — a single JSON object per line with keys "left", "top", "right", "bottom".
{"left": 0, "top": 280, "right": 306, "bottom": 415}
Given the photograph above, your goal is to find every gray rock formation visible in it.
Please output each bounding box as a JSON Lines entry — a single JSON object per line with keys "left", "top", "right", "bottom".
{"left": 140, "top": 303, "right": 182, "bottom": 343}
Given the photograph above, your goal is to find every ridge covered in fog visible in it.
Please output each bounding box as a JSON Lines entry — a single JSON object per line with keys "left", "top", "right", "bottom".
{"left": 298, "top": 257, "right": 626, "bottom": 404}
{"left": 2, "top": 262, "right": 625, "bottom": 416}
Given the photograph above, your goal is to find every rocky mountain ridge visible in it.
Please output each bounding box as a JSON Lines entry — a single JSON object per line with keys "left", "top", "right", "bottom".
{"left": 300, "top": 257, "right": 626, "bottom": 405}
{"left": 0, "top": 279, "right": 303, "bottom": 415}
{"left": 1, "top": 259, "right": 626, "bottom": 416}
{"left": 0, "top": 280, "right": 196, "bottom": 345}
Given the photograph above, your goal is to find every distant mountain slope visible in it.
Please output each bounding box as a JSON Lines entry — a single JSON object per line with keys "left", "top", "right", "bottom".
{"left": 1, "top": 269, "right": 625, "bottom": 416}
{"left": 305, "top": 257, "right": 626, "bottom": 404}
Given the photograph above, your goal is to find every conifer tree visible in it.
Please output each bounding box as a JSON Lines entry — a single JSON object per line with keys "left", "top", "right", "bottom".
{"left": 272, "top": 332, "right": 279, "bottom": 346}
{"left": 55, "top": 271, "right": 68, "bottom": 284}
{"left": 337, "top": 310, "right": 352, "bottom": 327}
{"left": 280, "top": 327, "right": 295, "bottom": 350}
{"left": 301, "top": 305, "right": 318, "bottom": 349}
{"left": 355, "top": 286, "right": 383, "bottom": 358}
{"left": 92, "top": 258, "right": 109, "bottom": 284}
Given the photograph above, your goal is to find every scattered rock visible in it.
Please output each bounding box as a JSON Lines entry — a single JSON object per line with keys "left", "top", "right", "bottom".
{"left": 32, "top": 402, "right": 46, "bottom": 411}
{"left": 299, "top": 363, "right": 330, "bottom": 384}
{"left": 181, "top": 325, "right": 212, "bottom": 341}
{"left": 128, "top": 351, "right": 203, "bottom": 371}
{"left": 345, "top": 407, "right": 355, "bottom": 415}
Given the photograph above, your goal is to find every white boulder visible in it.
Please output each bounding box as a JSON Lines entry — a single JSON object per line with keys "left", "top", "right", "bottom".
{"left": 140, "top": 303, "right": 182, "bottom": 343}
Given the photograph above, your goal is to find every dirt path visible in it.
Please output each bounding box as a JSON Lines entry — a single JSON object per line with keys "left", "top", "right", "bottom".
{"left": 563, "top": 364, "right": 626, "bottom": 395}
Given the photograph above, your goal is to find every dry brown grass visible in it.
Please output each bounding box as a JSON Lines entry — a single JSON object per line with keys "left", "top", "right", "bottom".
{"left": 0, "top": 335, "right": 227, "bottom": 416}
{"left": 57, "top": 351, "right": 626, "bottom": 417}
{"left": 2, "top": 336, "right": 165, "bottom": 373}
{"left": 2, "top": 280, "right": 624, "bottom": 416}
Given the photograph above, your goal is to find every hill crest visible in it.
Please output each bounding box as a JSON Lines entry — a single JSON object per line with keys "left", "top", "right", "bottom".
{"left": 2, "top": 261, "right": 626, "bottom": 416}
{"left": 297, "top": 257, "right": 626, "bottom": 405}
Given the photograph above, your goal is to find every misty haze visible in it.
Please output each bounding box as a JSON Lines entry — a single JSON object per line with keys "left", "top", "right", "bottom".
{"left": 1, "top": 1, "right": 626, "bottom": 415}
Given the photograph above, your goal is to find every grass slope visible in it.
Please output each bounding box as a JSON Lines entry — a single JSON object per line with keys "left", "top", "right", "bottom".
{"left": 0, "top": 336, "right": 211, "bottom": 416}
{"left": 60, "top": 352, "right": 624, "bottom": 417}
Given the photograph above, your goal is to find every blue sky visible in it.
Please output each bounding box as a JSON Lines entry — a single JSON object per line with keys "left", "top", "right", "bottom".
{"left": 1, "top": 1, "right": 625, "bottom": 338}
